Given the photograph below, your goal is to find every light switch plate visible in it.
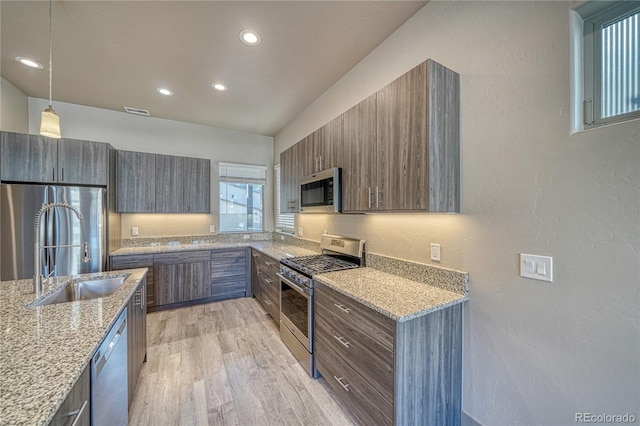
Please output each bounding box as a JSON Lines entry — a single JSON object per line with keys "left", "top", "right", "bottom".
{"left": 520, "top": 254, "right": 553, "bottom": 282}
{"left": 298, "top": 227, "right": 303, "bottom": 237}
{"left": 209, "top": 225, "right": 216, "bottom": 233}
{"left": 131, "top": 227, "right": 139, "bottom": 236}
{"left": 430, "top": 243, "right": 441, "bottom": 261}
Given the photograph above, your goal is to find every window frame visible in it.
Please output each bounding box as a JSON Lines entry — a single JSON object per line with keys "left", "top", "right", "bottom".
{"left": 274, "top": 164, "right": 295, "bottom": 235}
{"left": 218, "top": 162, "right": 266, "bottom": 234}
{"left": 581, "top": 1, "right": 640, "bottom": 128}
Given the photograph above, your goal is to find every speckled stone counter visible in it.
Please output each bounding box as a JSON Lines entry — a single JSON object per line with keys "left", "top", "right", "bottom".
{"left": 0, "top": 269, "right": 147, "bottom": 426}
{"left": 110, "top": 241, "right": 318, "bottom": 259}
{"left": 314, "top": 267, "right": 467, "bottom": 322}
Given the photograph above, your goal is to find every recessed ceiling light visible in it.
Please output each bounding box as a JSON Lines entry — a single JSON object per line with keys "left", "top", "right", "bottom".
{"left": 212, "top": 83, "right": 228, "bottom": 92}
{"left": 15, "top": 56, "right": 43, "bottom": 69}
{"left": 239, "top": 29, "right": 261, "bottom": 45}
{"left": 156, "top": 87, "right": 174, "bottom": 96}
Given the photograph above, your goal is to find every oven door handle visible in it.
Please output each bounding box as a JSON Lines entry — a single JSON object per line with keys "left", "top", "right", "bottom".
{"left": 277, "top": 273, "right": 312, "bottom": 296}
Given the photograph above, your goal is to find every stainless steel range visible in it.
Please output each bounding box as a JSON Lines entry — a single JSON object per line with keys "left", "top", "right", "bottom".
{"left": 278, "top": 234, "right": 365, "bottom": 377}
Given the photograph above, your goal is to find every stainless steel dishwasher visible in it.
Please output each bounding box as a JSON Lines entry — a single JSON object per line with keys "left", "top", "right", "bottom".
{"left": 92, "top": 308, "right": 128, "bottom": 426}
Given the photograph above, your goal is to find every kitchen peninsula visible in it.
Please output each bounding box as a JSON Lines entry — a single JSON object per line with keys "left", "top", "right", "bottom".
{"left": 0, "top": 269, "right": 147, "bottom": 425}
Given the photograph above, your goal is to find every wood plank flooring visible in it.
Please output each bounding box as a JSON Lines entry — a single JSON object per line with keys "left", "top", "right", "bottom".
{"left": 129, "top": 297, "right": 358, "bottom": 426}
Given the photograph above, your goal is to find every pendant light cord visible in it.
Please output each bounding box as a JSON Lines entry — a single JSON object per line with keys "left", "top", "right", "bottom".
{"left": 48, "top": 0, "right": 53, "bottom": 107}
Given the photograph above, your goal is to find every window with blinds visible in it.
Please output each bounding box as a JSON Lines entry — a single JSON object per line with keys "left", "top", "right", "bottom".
{"left": 581, "top": 2, "right": 640, "bottom": 127}
{"left": 275, "top": 164, "right": 295, "bottom": 234}
{"left": 219, "top": 162, "right": 266, "bottom": 233}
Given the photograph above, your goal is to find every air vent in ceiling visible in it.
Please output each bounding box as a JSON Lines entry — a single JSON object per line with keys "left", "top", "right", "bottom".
{"left": 123, "top": 106, "right": 150, "bottom": 116}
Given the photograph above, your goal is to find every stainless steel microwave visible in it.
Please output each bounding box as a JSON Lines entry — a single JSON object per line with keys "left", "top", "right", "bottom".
{"left": 300, "top": 167, "right": 341, "bottom": 213}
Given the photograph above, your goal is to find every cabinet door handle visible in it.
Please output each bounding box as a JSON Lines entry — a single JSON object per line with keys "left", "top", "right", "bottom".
{"left": 264, "top": 261, "right": 273, "bottom": 266}
{"left": 61, "top": 167, "right": 64, "bottom": 182}
{"left": 333, "top": 376, "right": 350, "bottom": 392}
{"left": 52, "top": 168, "right": 55, "bottom": 181}
{"left": 333, "top": 303, "right": 350, "bottom": 314}
{"left": 252, "top": 254, "right": 258, "bottom": 258}
{"left": 264, "top": 278, "right": 273, "bottom": 284}
{"left": 367, "top": 187, "right": 372, "bottom": 208}
{"left": 68, "top": 399, "right": 88, "bottom": 426}
{"left": 265, "top": 300, "right": 272, "bottom": 306}
{"left": 320, "top": 156, "right": 323, "bottom": 171}
{"left": 334, "top": 335, "right": 351, "bottom": 348}
{"left": 376, "top": 186, "right": 381, "bottom": 208}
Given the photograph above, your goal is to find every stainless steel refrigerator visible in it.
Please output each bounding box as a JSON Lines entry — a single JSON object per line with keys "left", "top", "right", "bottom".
{"left": 1, "top": 183, "right": 106, "bottom": 281}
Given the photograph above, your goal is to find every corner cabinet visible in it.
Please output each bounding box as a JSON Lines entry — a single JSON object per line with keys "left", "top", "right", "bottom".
{"left": 116, "top": 150, "right": 210, "bottom": 213}
{"left": 314, "top": 283, "right": 462, "bottom": 426}
{"left": 279, "top": 143, "right": 301, "bottom": 213}
{"left": 1, "top": 132, "right": 109, "bottom": 186}
{"left": 109, "top": 248, "right": 249, "bottom": 311}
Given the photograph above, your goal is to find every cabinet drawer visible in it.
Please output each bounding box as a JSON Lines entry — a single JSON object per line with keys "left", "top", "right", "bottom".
{"left": 257, "top": 273, "right": 279, "bottom": 320}
{"left": 315, "top": 306, "right": 393, "bottom": 403}
{"left": 211, "top": 249, "right": 247, "bottom": 279}
{"left": 154, "top": 250, "right": 211, "bottom": 265}
{"left": 111, "top": 254, "right": 153, "bottom": 269}
{"left": 316, "top": 343, "right": 393, "bottom": 426}
{"left": 211, "top": 275, "right": 245, "bottom": 301}
{"left": 315, "top": 283, "right": 394, "bottom": 351}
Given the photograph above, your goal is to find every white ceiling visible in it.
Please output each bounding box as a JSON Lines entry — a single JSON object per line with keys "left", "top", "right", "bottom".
{"left": 1, "top": 1, "right": 426, "bottom": 136}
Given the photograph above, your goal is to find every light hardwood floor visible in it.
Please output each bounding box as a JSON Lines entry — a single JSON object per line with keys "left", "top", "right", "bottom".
{"left": 129, "top": 297, "right": 357, "bottom": 426}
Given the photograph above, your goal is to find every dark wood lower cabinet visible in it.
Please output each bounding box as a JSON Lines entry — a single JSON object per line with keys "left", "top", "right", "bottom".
{"left": 154, "top": 251, "right": 211, "bottom": 306}
{"left": 251, "top": 249, "right": 280, "bottom": 325}
{"left": 210, "top": 248, "right": 248, "bottom": 301}
{"left": 315, "top": 283, "right": 462, "bottom": 426}
{"left": 110, "top": 248, "right": 250, "bottom": 311}
{"left": 49, "top": 364, "right": 90, "bottom": 426}
{"left": 110, "top": 254, "right": 155, "bottom": 308}
{"left": 127, "top": 277, "right": 148, "bottom": 409}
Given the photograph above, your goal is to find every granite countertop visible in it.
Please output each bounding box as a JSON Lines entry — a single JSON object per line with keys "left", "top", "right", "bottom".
{"left": 111, "top": 241, "right": 318, "bottom": 259}
{"left": 0, "top": 269, "right": 147, "bottom": 426}
{"left": 314, "top": 267, "right": 468, "bottom": 322}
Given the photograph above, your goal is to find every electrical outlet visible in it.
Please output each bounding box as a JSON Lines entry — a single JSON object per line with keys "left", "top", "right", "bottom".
{"left": 322, "top": 229, "right": 328, "bottom": 235}
{"left": 280, "top": 235, "right": 285, "bottom": 241}
{"left": 131, "top": 227, "right": 139, "bottom": 236}
{"left": 209, "top": 225, "right": 216, "bottom": 233}
{"left": 430, "top": 243, "right": 441, "bottom": 261}
{"left": 243, "top": 234, "right": 250, "bottom": 240}
{"left": 520, "top": 254, "right": 553, "bottom": 282}
{"left": 298, "top": 227, "right": 303, "bottom": 237}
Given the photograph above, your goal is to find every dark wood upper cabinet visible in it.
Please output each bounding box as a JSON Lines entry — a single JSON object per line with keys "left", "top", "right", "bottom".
{"left": 116, "top": 150, "right": 210, "bottom": 213}
{"left": 116, "top": 150, "right": 156, "bottom": 213}
{"left": 155, "top": 155, "right": 184, "bottom": 213}
{"left": 58, "top": 138, "right": 109, "bottom": 185}
{"left": 279, "top": 143, "right": 301, "bottom": 213}
{"left": 376, "top": 59, "right": 460, "bottom": 212}
{"left": 1, "top": 132, "right": 109, "bottom": 186}
{"left": 342, "top": 94, "right": 377, "bottom": 212}
{"left": 183, "top": 157, "right": 211, "bottom": 213}
{"left": 279, "top": 58, "right": 459, "bottom": 214}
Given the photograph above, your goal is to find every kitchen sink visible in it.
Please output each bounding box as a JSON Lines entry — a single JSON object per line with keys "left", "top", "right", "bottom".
{"left": 30, "top": 276, "right": 128, "bottom": 307}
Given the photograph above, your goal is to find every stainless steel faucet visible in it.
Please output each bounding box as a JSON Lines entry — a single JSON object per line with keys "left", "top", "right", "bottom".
{"left": 33, "top": 202, "right": 91, "bottom": 297}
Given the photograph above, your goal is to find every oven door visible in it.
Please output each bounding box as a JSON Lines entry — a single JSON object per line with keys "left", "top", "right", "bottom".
{"left": 278, "top": 273, "right": 313, "bottom": 352}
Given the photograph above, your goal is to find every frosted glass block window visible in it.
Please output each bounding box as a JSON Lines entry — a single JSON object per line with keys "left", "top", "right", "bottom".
{"left": 581, "top": 2, "right": 640, "bottom": 127}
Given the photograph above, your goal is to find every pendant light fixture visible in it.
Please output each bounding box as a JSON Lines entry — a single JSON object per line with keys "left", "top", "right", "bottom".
{"left": 40, "top": 0, "right": 61, "bottom": 139}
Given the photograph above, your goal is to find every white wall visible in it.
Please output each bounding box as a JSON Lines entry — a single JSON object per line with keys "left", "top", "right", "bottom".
{"left": 0, "top": 77, "right": 29, "bottom": 133}
{"left": 28, "top": 98, "right": 274, "bottom": 238}
{"left": 275, "top": 2, "right": 640, "bottom": 424}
